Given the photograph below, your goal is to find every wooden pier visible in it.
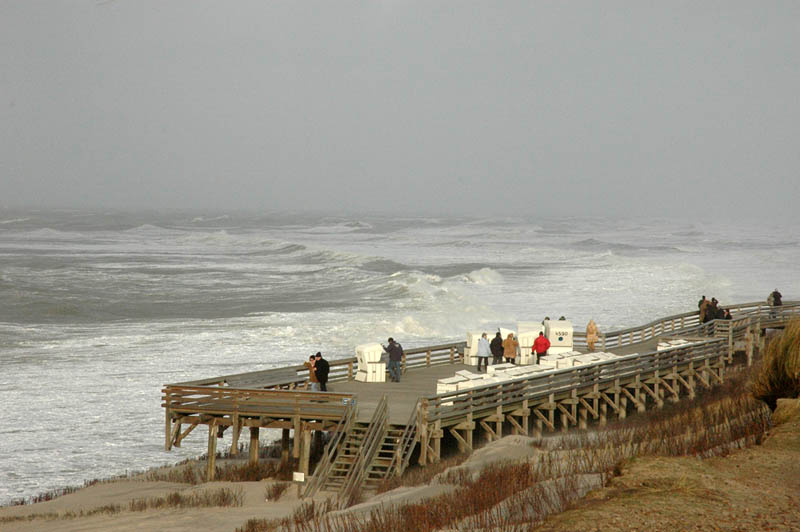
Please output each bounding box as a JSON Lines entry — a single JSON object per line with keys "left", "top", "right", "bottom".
{"left": 162, "top": 300, "right": 798, "bottom": 502}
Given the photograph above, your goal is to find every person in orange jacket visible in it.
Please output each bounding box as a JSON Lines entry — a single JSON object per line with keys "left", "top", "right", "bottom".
{"left": 502, "top": 333, "right": 519, "bottom": 364}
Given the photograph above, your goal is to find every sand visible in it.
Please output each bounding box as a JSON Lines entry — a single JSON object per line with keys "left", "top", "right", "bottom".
{"left": 3, "top": 401, "right": 798, "bottom": 532}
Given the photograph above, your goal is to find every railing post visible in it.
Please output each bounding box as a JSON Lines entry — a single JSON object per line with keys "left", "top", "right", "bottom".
{"left": 426, "top": 350, "right": 431, "bottom": 366}
{"left": 347, "top": 361, "right": 353, "bottom": 381}
{"left": 450, "top": 346, "right": 455, "bottom": 363}
{"left": 601, "top": 333, "right": 606, "bottom": 351}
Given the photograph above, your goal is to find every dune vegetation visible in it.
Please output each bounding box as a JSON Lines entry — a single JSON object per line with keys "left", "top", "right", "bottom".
{"left": 753, "top": 318, "right": 800, "bottom": 409}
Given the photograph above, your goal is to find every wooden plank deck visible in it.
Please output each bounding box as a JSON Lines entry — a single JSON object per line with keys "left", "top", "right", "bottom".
{"left": 331, "top": 339, "right": 658, "bottom": 424}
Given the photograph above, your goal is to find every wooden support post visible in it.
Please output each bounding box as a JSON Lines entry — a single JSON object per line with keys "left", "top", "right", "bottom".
{"left": 347, "top": 361, "right": 353, "bottom": 380}
{"left": 164, "top": 404, "right": 172, "bottom": 451}
{"left": 570, "top": 390, "right": 578, "bottom": 424}
{"left": 281, "top": 428, "right": 290, "bottom": 465}
{"left": 654, "top": 371, "right": 663, "bottom": 408}
{"left": 292, "top": 416, "right": 301, "bottom": 459}
{"left": 495, "top": 406, "right": 503, "bottom": 440}
{"left": 426, "top": 350, "right": 431, "bottom": 366}
{"left": 249, "top": 427, "right": 259, "bottom": 465}
{"left": 170, "top": 419, "right": 182, "bottom": 449}
{"left": 684, "top": 365, "right": 696, "bottom": 400}
{"left": 207, "top": 421, "right": 217, "bottom": 481}
{"left": 578, "top": 406, "right": 588, "bottom": 429}
{"left": 450, "top": 347, "right": 455, "bottom": 363}
{"left": 599, "top": 400, "right": 607, "bottom": 427}
{"left": 522, "top": 399, "right": 529, "bottom": 435}
{"left": 618, "top": 393, "right": 627, "bottom": 420}
{"left": 635, "top": 376, "right": 645, "bottom": 413}
{"left": 175, "top": 422, "right": 199, "bottom": 447}
{"left": 465, "top": 413, "right": 474, "bottom": 450}
{"left": 229, "top": 415, "right": 241, "bottom": 456}
{"left": 433, "top": 420, "right": 442, "bottom": 461}
{"left": 299, "top": 426, "right": 311, "bottom": 478}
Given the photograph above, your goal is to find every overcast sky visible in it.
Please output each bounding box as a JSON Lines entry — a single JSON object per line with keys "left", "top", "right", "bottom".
{"left": 2, "top": 1, "right": 798, "bottom": 217}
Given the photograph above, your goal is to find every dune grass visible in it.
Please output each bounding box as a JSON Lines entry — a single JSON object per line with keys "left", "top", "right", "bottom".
{"left": 265, "top": 482, "right": 291, "bottom": 502}
{"left": 753, "top": 318, "right": 800, "bottom": 410}
{"left": 0, "top": 487, "right": 244, "bottom": 524}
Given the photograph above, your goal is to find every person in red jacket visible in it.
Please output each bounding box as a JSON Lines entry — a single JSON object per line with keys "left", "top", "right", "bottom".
{"left": 532, "top": 332, "right": 550, "bottom": 364}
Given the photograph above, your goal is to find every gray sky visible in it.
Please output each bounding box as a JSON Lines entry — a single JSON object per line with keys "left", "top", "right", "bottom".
{"left": 2, "top": 1, "right": 799, "bottom": 217}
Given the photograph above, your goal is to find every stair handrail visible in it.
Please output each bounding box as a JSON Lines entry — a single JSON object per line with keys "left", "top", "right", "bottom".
{"left": 339, "top": 394, "right": 389, "bottom": 507}
{"left": 304, "top": 398, "right": 357, "bottom": 498}
{"left": 386, "top": 398, "right": 421, "bottom": 479}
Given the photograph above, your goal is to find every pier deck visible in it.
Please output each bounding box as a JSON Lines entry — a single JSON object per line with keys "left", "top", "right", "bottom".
{"left": 334, "top": 339, "right": 657, "bottom": 424}
{"left": 161, "top": 300, "right": 798, "bottom": 502}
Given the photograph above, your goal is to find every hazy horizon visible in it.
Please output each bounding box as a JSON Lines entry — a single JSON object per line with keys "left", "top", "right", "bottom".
{"left": 3, "top": 1, "right": 799, "bottom": 219}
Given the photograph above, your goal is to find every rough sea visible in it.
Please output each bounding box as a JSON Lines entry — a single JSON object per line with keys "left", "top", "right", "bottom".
{"left": 1, "top": 209, "right": 797, "bottom": 505}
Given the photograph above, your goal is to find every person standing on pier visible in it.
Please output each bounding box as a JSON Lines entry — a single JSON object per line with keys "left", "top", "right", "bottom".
{"left": 476, "top": 332, "right": 491, "bottom": 372}
{"left": 314, "top": 352, "right": 330, "bottom": 391}
{"left": 490, "top": 332, "right": 504, "bottom": 365}
{"left": 304, "top": 355, "right": 319, "bottom": 391}
{"left": 533, "top": 332, "right": 550, "bottom": 363}
{"left": 768, "top": 289, "right": 782, "bottom": 318}
{"left": 383, "top": 338, "right": 404, "bottom": 382}
{"left": 585, "top": 320, "right": 599, "bottom": 352}
{"left": 502, "top": 333, "right": 519, "bottom": 364}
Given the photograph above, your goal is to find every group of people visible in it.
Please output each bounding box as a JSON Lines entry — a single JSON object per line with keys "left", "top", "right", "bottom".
{"left": 304, "top": 337, "right": 405, "bottom": 390}
{"left": 767, "top": 289, "right": 783, "bottom": 307}
{"left": 303, "top": 352, "right": 330, "bottom": 391}
{"left": 474, "top": 330, "right": 552, "bottom": 372}
{"left": 697, "top": 295, "right": 732, "bottom": 323}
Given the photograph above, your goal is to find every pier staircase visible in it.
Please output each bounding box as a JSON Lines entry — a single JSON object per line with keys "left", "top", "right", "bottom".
{"left": 306, "top": 395, "right": 411, "bottom": 503}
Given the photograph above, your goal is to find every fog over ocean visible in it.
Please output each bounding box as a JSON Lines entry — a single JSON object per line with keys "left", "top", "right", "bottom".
{"left": 1, "top": 209, "right": 797, "bottom": 504}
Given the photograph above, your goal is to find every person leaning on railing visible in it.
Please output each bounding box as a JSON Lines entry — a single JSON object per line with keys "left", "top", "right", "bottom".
{"left": 304, "top": 355, "right": 319, "bottom": 392}
{"left": 314, "top": 352, "right": 330, "bottom": 391}
{"left": 383, "top": 338, "right": 404, "bottom": 382}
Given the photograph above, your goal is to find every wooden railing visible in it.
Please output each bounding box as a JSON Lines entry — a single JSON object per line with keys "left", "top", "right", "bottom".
{"left": 169, "top": 342, "right": 465, "bottom": 390}
{"left": 387, "top": 399, "right": 421, "bottom": 478}
{"left": 170, "top": 301, "right": 797, "bottom": 392}
{"left": 304, "top": 400, "right": 357, "bottom": 498}
{"left": 421, "top": 338, "right": 727, "bottom": 424}
{"left": 571, "top": 300, "right": 799, "bottom": 351}
{"left": 162, "top": 385, "right": 354, "bottom": 420}
{"left": 340, "top": 394, "right": 389, "bottom": 506}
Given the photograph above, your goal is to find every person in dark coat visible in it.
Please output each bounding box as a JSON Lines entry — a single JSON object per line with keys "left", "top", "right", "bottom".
{"left": 490, "top": 332, "right": 504, "bottom": 365}
{"left": 771, "top": 289, "right": 783, "bottom": 306}
{"left": 314, "top": 352, "right": 330, "bottom": 391}
{"left": 383, "top": 338, "right": 404, "bottom": 382}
